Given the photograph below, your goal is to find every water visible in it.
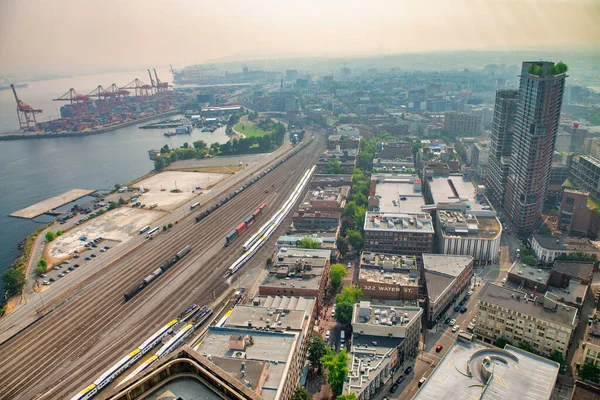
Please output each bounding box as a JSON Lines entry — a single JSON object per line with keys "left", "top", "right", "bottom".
{"left": 0, "top": 69, "right": 229, "bottom": 292}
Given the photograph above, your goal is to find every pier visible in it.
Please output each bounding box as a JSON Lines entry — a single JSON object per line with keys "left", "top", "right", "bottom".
{"left": 10, "top": 188, "right": 95, "bottom": 219}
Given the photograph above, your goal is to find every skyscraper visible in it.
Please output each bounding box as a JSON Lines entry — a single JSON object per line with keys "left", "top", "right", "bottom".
{"left": 487, "top": 61, "right": 567, "bottom": 233}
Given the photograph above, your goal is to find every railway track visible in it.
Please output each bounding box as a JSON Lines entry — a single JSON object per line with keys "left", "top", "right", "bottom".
{"left": 0, "top": 133, "right": 324, "bottom": 400}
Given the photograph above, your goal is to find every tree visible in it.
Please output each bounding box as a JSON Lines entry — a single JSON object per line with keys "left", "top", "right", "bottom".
{"left": 108, "top": 201, "right": 118, "bottom": 210}
{"left": 114, "top": 183, "right": 121, "bottom": 191}
{"left": 36, "top": 266, "right": 46, "bottom": 276}
{"left": 118, "top": 197, "right": 126, "bottom": 205}
{"left": 522, "top": 255, "right": 536, "bottom": 266}
{"left": 346, "top": 229, "right": 363, "bottom": 250}
{"left": 517, "top": 341, "right": 536, "bottom": 354}
{"left": 193, "top": 140, "right": 207, "bottom": 150}
{"left": 351, "top": 192, "right": 367, "bottom": 207}
{"left": 56, "top": 230, "right": 63, "bottom": 236}
{"left": 337, "top": 285, "right": 363, "bottom": 303}
{"left": 549, "top": 350, "right": 566, "bottom": 373}
{"left": 45, "top": 231, "right": 56, "bottom": 242}
{"left": 321, "top": 348, "right": 349, "bottom": 396}
{"left": 336, "top": 237, "right": 349, "bottom": 257}
{"left": 154, "top": 157, "right": 167, "bottom": 171}
{"left": 298, "top": 237, "right": 320, "bottom": 249}
{"left": 2, "top": 268, "right": 26, "bottom": 296}
{"left": 329, "top": 263, "right": 348, "bottom": 289}
{"left": 351, "top": 169, "right": 365, "bottom": 185}
{"left": 334, "top": 301, "right": 354, "bottom": 325}
{"left": 291, "top": 386, "right": 311, "bottom": 400}
{"left": 580, "top": 361, "right": 600, "bottom": 382}
{"left": 327, "top": 159, "right": 343, "bottom": 174}
{"left": 337, "top": 394, "right": 358, "bottom": 400}
{"left": 307, "top": 333, "right": 329, "bottom": 370}
{"left": 343, "top": 201, "right": 358, "bottom": 219}
{"left": 38, "top": 258, "right": 47, "bottom": 269}
{"left": 494, "top": 337, "right": 509, "bottom": 349}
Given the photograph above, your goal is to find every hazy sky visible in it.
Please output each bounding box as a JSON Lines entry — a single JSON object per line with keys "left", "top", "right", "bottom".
{"left": 1, "top": 0, "right": 599, "bottom": 76}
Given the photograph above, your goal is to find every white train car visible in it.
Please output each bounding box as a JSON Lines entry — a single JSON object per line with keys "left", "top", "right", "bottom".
{"left": 138, "top": 319, "right": 178, "bottom": 355}
{"left": 118, "top": 355, "right": 158, "bottom": 387}
{"left": 93, "top": 348, "right": 143, "bottom": 390}
{"left": 155, "top": 324, "right": 194, "bottom": 359}
{"left": 69, "top": 384, "right": 97, "bottom": 400}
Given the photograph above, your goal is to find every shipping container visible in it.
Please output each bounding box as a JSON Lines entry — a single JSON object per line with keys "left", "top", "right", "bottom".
{"left": 235, "top": 222, "right": 247, "bottom": 235}
{"left": 226, "top": 230, "right": 238, "bottom": 245}
{"left": 244, "top": 215, "right": 254, "bottom": 226}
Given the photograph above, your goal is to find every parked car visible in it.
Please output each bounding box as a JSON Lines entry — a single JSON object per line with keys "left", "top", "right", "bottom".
{"left": 325, "top": 330, "right": 331, "bottom": 341}
{"left": 85, "top": 257, "right": 91, "bottom": 261}
{"left": 396, "top": 375, "right": 405, "bottom": 384}
{"left": 460, "top": 306, "right": 468, "bottom": 313}
{"left": 445, "top": 317, "right": 452, "bottom": 325}
{"left": 53, "top": 266, "right": 60, "bottom": 271}
{"left": 90, "top": 254, "right": 96, "bottom": 258}
{"left": 404, "top": 366, "right": 412, "bottom": 375}
{"left": 74, "top": 255, "right": 80, "bottom": 259}
{"left": 68, "top": 267, "right": 74, "bottom": 271}
{"left": 452, "top": 325, "right": 460, "bottom": 333}
{"left": 40, "top": 274, "right": 47, "bottom": 278}
{"left": 42, "top": 280, "right": 50, "bottom": 285}
{"left": 436, "top": 344, "right": 443, "bottom": 352}
{"left": 418, "top": 377, "right": 427, "bottom": 387}
{"left": 73, "top": 264, "right": 80, "bottom": 268}
{"left": 58, "top": 273, "right": 65, "bottom": 278}
{"left": 389, "top": 384, "right": 399, "bottom": 393}
{"left": 449, "top": 319, "right": 457, "bottom": 326}
{"left": 49, "top": 278, "right": 55, "bottom": 282}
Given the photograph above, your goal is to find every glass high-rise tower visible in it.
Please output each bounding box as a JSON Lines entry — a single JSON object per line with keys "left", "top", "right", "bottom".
{"left": 487, "top": 61, "right": 567, "bottom": 233}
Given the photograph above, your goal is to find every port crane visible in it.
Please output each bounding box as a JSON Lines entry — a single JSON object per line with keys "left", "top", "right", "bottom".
{"left": 120, "top": 78, "right": 152, "bottom": 100}
{"left": 11, "top": 84, "right": 42, "bottom": 130}
{"left": 86, "top": 85, "right": 110, "bottom": 114}
{"left": 53, "top": 88, "right": 91, "bottom": 119}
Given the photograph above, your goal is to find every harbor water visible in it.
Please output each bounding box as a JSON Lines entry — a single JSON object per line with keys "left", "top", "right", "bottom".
{"left": 0, "top": 69, "right": 230, "bottom": 292}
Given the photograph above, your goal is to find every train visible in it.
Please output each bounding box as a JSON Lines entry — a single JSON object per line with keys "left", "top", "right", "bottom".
{"left": 71, "top": 304, "right": 210, "bottom": 400}
{"left": 227, "top": 165, "right": 315, "bottom": 276}
{"left": 194, "top": 137, "right": 314, "bottom": 225}
{"left": 123, "top": 245, "right": 191, "bottom": 301}
{"left": 225, "top": 203, "right": 267, "bottom": 245}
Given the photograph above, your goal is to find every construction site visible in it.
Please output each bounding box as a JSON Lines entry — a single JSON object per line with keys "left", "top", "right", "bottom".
{"left": 8, "top": 68, "right": 191, "bottom": 134}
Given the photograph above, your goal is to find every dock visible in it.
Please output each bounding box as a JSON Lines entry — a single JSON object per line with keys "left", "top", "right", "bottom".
{"left": 10, "top": 188, "right": 95, "bottom": 219}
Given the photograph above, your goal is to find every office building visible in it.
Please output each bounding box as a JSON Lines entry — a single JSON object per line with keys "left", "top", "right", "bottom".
{"left": 571, "top": 155, "right": 600, "bottom": 200}
{"left": 358, "top": 252, "right": 419, "bottom": 300}
{"left": 368, "top": 173, "right": 424, "bottom": 214}
{"left": 343, "top": 302, "right": 422, "bottom": 400}
{"left": 502, "top": 62, "right": 567, "bottom": 232}
{"left": 531, "top": 235, "right": 600, "bottom": 264}
{"left": 476, "top": 283, "right": 577, "bottom": 357}
{"left": 422, "top": 254, "right": 474, "bottom": 327}
{"left": 443, "top": 111, "right": 482, "bottom": 137}
{"left": 363, "top": 212, "right": 434, "bottom": 255}
{"left": 558, "top": 187, "right": 592, "bottom": 236}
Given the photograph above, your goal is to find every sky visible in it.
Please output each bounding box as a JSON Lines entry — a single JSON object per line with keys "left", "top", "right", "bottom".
{"left": 1, "top": 0, "right": 599, "bottom": 76}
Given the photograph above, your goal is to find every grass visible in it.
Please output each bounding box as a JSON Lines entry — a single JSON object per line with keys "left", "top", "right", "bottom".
{"left": 588, "top": 195, "right": 600, "bottom": 210}
{"left": 234, "top": 122, "right": 270, "bottom": 137}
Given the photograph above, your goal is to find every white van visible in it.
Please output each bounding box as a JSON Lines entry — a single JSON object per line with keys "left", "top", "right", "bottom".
{"left": 340, "top": 330, "right": 346, "bottom": 345}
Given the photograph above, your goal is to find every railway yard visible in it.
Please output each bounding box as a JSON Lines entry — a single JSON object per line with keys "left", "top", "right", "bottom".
{"left": 0, "top": 133, "right": 324, "bottom": 400}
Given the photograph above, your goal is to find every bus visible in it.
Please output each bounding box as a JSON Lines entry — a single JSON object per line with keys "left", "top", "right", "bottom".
{"left": 139, "top": 225, "right": 150, "bottom": 235}
{"left": 190, "top": 202, "right": 200, "bottom": 211}
{"left": 147, "top": 227, "right": 160, "bottom": 238}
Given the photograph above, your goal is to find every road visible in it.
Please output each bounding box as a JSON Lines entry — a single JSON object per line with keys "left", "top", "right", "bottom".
{"left": 0, "top": 131, "right": 296, "bottom": 344}
{"left": 0, "top": 133, "right": 325, "bottom": 400}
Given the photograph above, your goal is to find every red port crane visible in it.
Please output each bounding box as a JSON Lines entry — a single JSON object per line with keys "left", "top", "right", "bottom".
{"left": 11, "top": 84, "right": 42, "bottom": 130}
{"left": 147, "top": 69, "right": 157, "bottom": 94}
{"left": 104, "top": 83, "right": 129, "bottom": 104}
{"left": 87, "top": 85, "right": 110, "bottom": 114}
{"left": 121, "top": 78, "right": 152, "bottom": 100}
{"left": 153, "top": 69, "right": 171, "bottom": 93}
{"left": 53, "top": 88, "right": 90, "bottom": 119}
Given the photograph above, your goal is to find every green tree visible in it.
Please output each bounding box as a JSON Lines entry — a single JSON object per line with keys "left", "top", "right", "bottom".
{"left": 580, "top": 361, "right": 600, "bottom": 382}
{"left": 337, "top": 285, "right": 363, "bottom": 303}
{"left": 154, "top": 157, "right": 167, "bottom": 171}
{"left": 2, "top": 268, "right": 26, "bottom": 296}
{"left": 351, "top": 192, "right": 367, "bottom": 207}
{"left": 336, "top": 237, "right": 349, "bottom": 257}
{"left": 291, "top": 386, "right": 311, "bottom": 400}
{"left": 298, "top": 237, "right": 320, "bottom": 249}
{"left": 114, "top": 183, "right": 121, "bottom": 191}
{"left": 522, "top": 255, "right": 537, "bottom": 266}
{"left": 549, "top": 350, "right": 566, "bottom": 373}
{"left": 193, "top": 140, "right": 207, "bottom": 150}
{"left": 169, "top": 152, "right": 178, "bottom": 163}
{"left": 520, "top": 247, "right": 534, "bottom": 257}
{"left": 337, "top": 394, "right": 358, "bottom": 400}
{"left": 118, "top": 197, "right": 125, "bottom": 205}
{"left": 38, "top": 258, "right": 47, "bottom": 269}
{"left": 108, "top": 201, "right": 118, "bottom": 210}
{"left": 307, "top": 332, "right": 329, "bottom": 370}
{"left": 56, "top": 230, "right": 63, "bottom": 236}
{"left": 35, "top": 265, "right": 46, "bottom": 276}
{"left": 351, "top": 169, "right": 365, "bottom": 185}
{"left": 517, "top": 341, "right": 536, "bottom": 354}
{"left": 327, "top": 159, "right": 343, "bottom": 174}
{"left": 343, "top": 201, "right": 358, "bottom": 219}
{"left": 346, "top": 229, "right": 363, "bottom": 250}
{"left": 494, "top": 337, "right": 509, "bottom": 349}
{"left": 329, "top": 263, "right": 348, "bottom": 289}
{"left": 334, "top": 301, "right": 354, "bottom": 325}
{"left": 321, "top": 348, "right": 349, "bottom": 396}
{"left": 45, "top": 231, "right": 56, "bottom": 242}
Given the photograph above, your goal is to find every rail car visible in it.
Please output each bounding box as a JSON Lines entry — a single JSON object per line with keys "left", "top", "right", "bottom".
{"left": 93, "top": 348, "right": 142, "bottom": 390}
{"left": 228, "top": 166, "right": 315, "bottom": 275}
{"left": 139, "top": 225, "right": 150, "bottom": 235}
{"left": 69, "top": 384, "right": 97, "bottom": 400}
{"left": 138, "top": 319, "right": 178, "bottom": 354}
{"left": 225, "top": 203, "right": 268, "bottom": 246}
{"left": 193, "top": 306, "right": 213, "bottom": 324}
{"left": 179, "top": 303, "right": 199, "bottom": 322}
{"left": 123, "top": 245, "right": 192, "bottom": 301}
{"left": 155, "top": 324, "right": 194, "bottom": 359}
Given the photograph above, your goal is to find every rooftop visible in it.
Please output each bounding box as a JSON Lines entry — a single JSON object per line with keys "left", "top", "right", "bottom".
{"left": 353, "top": 301, "right": 421, "bottom": 327}
{"left": 359, "top": 252, "right": 419, "bottom": 286}
{"left": 414, "top": 341, "right": 559, "bottom": 400}
{"left": 422, "top": 254, "right": 473, "bottom": 278}
{"left": 546, "top": 280, "right": 587, "bottom": 307}
{"left": 478, "top": 283, "right": 578, "bottom": 328}
{"left": 371, "top": 174, "right": 424, "bottom": 213}
{"left": 533, "top": 235, "right": 598, "bottom": 252}
{"left": 552, "top": 261, "right": 594, "bottom": 282}
{"left": 364, "top": 212, "right": 434, "bottom": 233}
{"left": 276, "top": 247, "right": 331, "bottom": 263}
{"left": 424, "top": 271, "right": 456, "bottom": 304}
{"left": 344, "top": 335, "right": 404, "bottom": 397}
{"left": 197, "top": 327, "right": 298, "bottom": 400}
{"left": 509, "top": 262, "right": 551, "bottom": 284}
{"left": 438, "top": 210, "right": 501, "bottom": 239}
{"left": 225, "top": 304, "right": 309, "bottom": 332}
{"left": 429, "top": 175, "right": 494, "bottom": 213}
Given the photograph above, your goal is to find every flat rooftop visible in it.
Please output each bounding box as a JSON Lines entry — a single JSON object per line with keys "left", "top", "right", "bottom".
{"left": 353, "top": 301, "right": 421, "bottom": 326}
{"left": 534, "top": 235, "right": 598, "bottom": 251}
{"left": 438, "top": 211, "right": 501, "bottom": 239}
{"left": 424, "top": 271, "right": 456, "bottom": 304}
{"left": 429, "top": 175, "right": 492, "bottom": 212}
{"left": 509, "top": 262, "right": 551, "bottom": 284}
{"left": 552, "top": 261, "right": 594, "bottom": 282}
{"left": 225, "top": 305, "right": 308, "bottom": 331}
{"left": 197, "top": 327, "right": 298, "bottom": 400}
{"left": 10, "top": 188, "right": 95, "bottom": 219}
{"left": 478, "top": 283, "right": 578, "bottom": 328}
{"left": 276, "top": 247, "right": 331, "bottom": 264}
{"left": 344, "top": 335, "right": 404, "bottom": 397}
{"left": 546, "top": 280, "right": 587, "bottom": 307}
{"left": 422, "top": 254, "right": 473, "bottom": 278}
{"left": 261, "top": 267, "right": 325, "bottom": 291}
{"left": 359, "top": 252, "right": 419, "bottom": 285}
{"left": 372, "top": 174, "right": 424, "bottom": 213}
{"left": 414, "top": 341, "right": 559, "bottom": 400}
{"left": 364, "top": 212, "right": 434, "bottom": 233}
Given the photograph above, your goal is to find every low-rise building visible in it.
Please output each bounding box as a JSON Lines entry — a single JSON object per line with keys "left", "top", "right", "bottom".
{"left": 327, "top": 134, "right": 361, "bottom": 150}
{"left": 414, "top": 341, "right": 560, "bottom": 400}
{"left": 559, "top": 187, "right": 593, "bottom": 236}
{"left": 579, "top": 312, "right": 600, "bottom": 369}
{"left": 476, "top": 283, "right": 578, "bottom": 357}
{"left": 363, "top": 212, "right": 434, "bottom": 255}
{"left": 298, "top": 185, "right": 349, "bottom": 213}
{"left": 531, "top": 235, "right": 600, "bottom": 264}
{"left": 291, "top": 210, "right": 341, "bottom": 231}
{"left": 343, "top": 301, "right": 422, "bottom": 400}
{"left": 315, "top": 148, "right": 358, "bottom": 174}
{"left": 422, "top": 254, "right": 474, "bottom": 327}
{"left": 368, "top": 173, "right": 424, "bottom": 213}
{"left": 358, "top": 252, "right": 419, "bottom": 300}
{"left": 309, "top": 174, "right": 352, "bottom": 189}
{"left": 259, "top": 248, "right": 331, "bottom": 300}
